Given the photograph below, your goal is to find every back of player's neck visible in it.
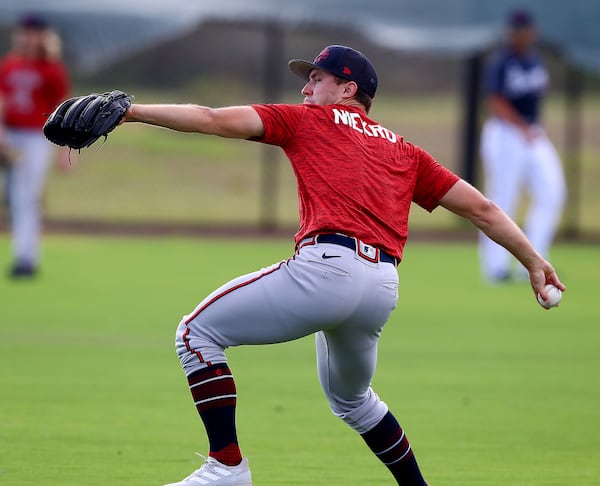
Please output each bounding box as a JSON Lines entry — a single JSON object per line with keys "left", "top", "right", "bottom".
{"left": 336, "top": 98, "right": 367, "bottom": 114}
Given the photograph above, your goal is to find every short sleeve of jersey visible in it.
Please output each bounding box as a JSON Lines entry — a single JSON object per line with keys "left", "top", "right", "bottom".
{"left": 484, "top": 54, "right": 505, "bottom": 95}
{"left": 412, "top": 145, "right": 460, "bottom": 212}
{"left": 251, "top": 104, "right": 306, "bottom": 147}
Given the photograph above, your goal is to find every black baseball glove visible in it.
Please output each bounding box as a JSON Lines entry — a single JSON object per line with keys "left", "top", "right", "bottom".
{"left": 43, "top": 90, "right": 132, "bottom": 150}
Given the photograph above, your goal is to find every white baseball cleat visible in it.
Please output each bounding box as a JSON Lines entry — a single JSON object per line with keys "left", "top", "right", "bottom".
{"left": 163, "top": 455, "right": 252, "bottom": 486}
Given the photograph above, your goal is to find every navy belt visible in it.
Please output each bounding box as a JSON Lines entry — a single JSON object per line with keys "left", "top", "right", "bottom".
{"left": 313, "top": 234, "right": 398, "bottom": 266}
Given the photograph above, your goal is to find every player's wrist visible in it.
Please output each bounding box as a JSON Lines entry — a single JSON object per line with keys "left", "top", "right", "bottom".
{"left": 122, "top": 104, "right": 136, "bottom": 123}
{"left": 520, "top": 252, "right": 546, "bottom": 274}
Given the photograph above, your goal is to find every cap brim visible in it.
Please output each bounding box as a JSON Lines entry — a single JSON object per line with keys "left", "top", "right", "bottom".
{"left": 288, "top": 59, "right": 320, "bottom": 80}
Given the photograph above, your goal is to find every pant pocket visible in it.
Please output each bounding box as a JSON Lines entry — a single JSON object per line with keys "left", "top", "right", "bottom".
{"left": 306, "top": 258, "right": 352, "bottom": 277}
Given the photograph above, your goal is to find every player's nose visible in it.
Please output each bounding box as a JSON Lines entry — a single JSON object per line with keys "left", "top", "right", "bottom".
{"left": 301, "top": 82, "right": 312, "bottom": 96}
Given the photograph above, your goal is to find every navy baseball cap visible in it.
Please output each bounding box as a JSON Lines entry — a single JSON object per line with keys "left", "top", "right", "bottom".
{"left": 507, "top": 9, "right": 534, "bottom": 28}
{"left": 289, "top": 45, "right": 378, "bottom": 98}
{"left": 19, "top": 13, "right": 49, "bottom": 30}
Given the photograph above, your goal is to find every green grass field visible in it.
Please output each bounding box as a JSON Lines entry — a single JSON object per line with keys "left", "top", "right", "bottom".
{"left": 0, "top": 236, "right": 598, "bottom": 485}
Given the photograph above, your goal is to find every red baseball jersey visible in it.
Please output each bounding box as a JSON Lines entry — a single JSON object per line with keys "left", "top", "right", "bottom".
{"left": 0, "top": 54, "right": 69, "bottom": 129}
{"left": 252, "top": 103, "right": 460, "bottom": 261}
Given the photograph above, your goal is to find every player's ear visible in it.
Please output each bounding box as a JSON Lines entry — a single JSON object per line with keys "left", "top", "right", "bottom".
{"left": 343, "top": 81, "right": 358, "bottom": 98}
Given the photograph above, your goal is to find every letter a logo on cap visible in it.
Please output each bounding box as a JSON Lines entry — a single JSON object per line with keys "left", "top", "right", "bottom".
{"left": 314, "top": 48, "right": 330, "bottom": 63}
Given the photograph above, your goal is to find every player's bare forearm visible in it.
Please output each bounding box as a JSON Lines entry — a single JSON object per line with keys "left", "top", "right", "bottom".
{"left": 488, "top": 95, "right": 539, "bottom": 140}
{"left": 439, "top": 180, "right": 565, "bottom": 297}
{"left": 123, "top": 104, "right": 265, "bottom": 140}
{"left": 475, "top": 205, "right": 540, "bottom": 269}
{"left": 441, "top": 181, "right": 541, "bottom": 268}
{"left": 489, "top": 95, "right": 528, "bottom": 128}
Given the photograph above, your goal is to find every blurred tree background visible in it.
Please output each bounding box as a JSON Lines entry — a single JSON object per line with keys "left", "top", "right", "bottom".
{"left": 0, "top": 4, "right": 599, "bottom": 238}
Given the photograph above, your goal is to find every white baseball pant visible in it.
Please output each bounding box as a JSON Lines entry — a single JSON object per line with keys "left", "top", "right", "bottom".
{"left": 176, "top": 239, "right": 399, "bottom": 434}
{"left": 5, "top": 129, "right": 54, "bottom": 266}
{"left": 479, "top": 118, "right": 567, "bottom": 280}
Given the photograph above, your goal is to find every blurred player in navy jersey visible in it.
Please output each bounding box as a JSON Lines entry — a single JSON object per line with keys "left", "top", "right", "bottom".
{"left": 479, "top": 9, "right": 566, "bottom": 282}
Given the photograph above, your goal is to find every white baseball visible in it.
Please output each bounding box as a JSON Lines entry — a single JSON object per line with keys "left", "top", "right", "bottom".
{"left": 537, "top": 284, "right": 562, "bottom": 309}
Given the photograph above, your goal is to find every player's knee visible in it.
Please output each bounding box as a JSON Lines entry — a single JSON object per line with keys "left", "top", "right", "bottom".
{"left": 531, "top": 185, "right": 567, "bottom": 216}
{"left": 554, "top": 182, "right": 568, "bottom": 209}
{"left": 174, "top": 318, "right": 226, "bottom": 376}
{"left": 327, "top": 387, "right": 389, "bottom": 434}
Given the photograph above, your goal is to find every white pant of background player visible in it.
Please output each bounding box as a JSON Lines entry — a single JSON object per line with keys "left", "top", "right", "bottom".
{"left": 177, "top": 240, "right": 399, "bottom": 434}
{"left": 5, "top": 129, "right": 54, "bottom": 267}
{"left": 479, "top": 118, "right": 567, "bottom": 280}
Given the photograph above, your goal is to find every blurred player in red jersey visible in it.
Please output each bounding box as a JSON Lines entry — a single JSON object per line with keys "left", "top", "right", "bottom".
{"left": 114, "top": 45, "right": 563, "bottom": 485}
{"left": 0, "top": 14, "right": 70, "bottom": 278}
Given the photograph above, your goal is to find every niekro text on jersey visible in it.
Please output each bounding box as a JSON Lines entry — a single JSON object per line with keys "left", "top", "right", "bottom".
{"left": 332, "top": 108, "right": 397, "bottom": 143}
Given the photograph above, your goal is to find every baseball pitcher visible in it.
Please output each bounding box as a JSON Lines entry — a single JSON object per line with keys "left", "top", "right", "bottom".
{"left": 44, "top": 45, "right": 565, "bottom": 485}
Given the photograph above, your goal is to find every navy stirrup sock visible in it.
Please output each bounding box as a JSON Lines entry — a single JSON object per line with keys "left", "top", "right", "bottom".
{"left": 187, "top": 363, "right": 242, "bottom": 466}
{"left": 361, "top": 411, "right": 427, "bottom": 485}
